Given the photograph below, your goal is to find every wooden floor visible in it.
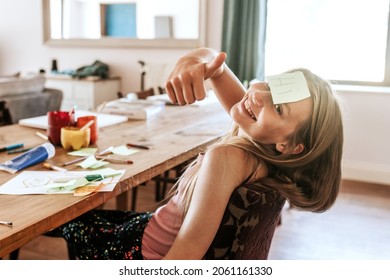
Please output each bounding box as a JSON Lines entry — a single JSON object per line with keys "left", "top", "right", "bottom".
{"left": 3, "top": 179, "right": 390, "bottom": 260}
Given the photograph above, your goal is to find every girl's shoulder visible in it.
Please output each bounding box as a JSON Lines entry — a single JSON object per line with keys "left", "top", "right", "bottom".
{"left": 205, "top": 145, "right": 268, "bottom": 182}
{"left": 206, "top": 144, "right": 248, "bottom": 162}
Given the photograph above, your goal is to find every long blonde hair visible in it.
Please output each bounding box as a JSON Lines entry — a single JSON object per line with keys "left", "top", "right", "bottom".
{"left": 175, "top": 68, "right": 343, "bottom": 214}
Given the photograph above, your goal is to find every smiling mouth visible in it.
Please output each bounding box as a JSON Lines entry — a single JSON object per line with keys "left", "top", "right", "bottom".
{"left": 244, "top": 97, "right": 257, "bottom": 121}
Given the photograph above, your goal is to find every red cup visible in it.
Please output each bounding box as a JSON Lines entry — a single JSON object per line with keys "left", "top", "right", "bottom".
{"left": 47, "top": 111, "right": 75, "bottom": 146}
{"left": 77, "top": 115, "right": 98, "bottom": 145}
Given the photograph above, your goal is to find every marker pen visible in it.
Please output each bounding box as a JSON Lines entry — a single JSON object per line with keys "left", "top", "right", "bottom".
{"left": 0, "top": 143, "right": 24, "bottom": 152}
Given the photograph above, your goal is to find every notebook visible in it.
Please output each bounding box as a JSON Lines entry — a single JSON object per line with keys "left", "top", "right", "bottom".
{"left": 18, "top": 110, "right": 128, "bottom": 130}
{"left": 100, "top": 99, "right": 165, "bottom": 120}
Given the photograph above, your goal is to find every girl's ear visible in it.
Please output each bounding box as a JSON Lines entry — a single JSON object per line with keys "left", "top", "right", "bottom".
{"left": 276, "top": 143, "right": 305, "bottom": 154}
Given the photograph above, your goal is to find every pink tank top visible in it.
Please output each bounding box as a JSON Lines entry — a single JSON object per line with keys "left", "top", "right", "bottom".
{"left": 141, "top": 154, "right": 203, "bottom": 260}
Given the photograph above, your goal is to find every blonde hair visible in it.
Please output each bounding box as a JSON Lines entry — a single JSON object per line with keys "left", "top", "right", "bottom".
{"left": 175, "top": 68, "right": 343, "bottom": 214}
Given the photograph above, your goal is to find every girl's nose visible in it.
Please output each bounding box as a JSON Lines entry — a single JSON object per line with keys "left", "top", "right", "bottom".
{"left": 250, "top": 89, "right": 271, "bottom": 108}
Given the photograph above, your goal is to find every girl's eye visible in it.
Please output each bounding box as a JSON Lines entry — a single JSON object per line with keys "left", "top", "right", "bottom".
{"left": 275, "top": 104, "right": 282, "bottom": 115}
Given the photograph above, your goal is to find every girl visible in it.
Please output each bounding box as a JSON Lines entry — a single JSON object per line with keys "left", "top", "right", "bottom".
{"left": 59, "top": 48, "right": 343, "bottom": 260}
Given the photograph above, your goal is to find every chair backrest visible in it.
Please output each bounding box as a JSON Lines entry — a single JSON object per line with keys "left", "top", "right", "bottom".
{"left": 204, "top": 183, "right": 285, "bottom": 260}
{"left": 0, "top": 100, "right": 12, "bottom": 125}
{"left": 158, "top": 86, "right": 166, "bottom": 95}
{"left": 136, "top": 88, "right": 155, "bottom": 99}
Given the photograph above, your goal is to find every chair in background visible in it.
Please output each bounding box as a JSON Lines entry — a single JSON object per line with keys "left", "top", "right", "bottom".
{"left": 117, "top": 88, "right": 155, "bottom": 100}
{"left": 135, "top": 88, "right": 155, "bottom": 99}
{"left": 158, "top": 86, "right": 166, "bottom": 95}
{"left": 204, "top": 183, "right": 285, "bottom": 260}
{"left": 5, "top": 231, "right": 76, "bottom": 260}
{"left": 0, "top": 75, "right": 62, "bottom": 124}
{"left": 0, "top": 101, "right": 12, "bottom": 126}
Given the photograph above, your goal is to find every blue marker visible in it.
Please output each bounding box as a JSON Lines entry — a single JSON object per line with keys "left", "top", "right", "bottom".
{"left": 0, "top": 143, "right": 24, "bottom": 152}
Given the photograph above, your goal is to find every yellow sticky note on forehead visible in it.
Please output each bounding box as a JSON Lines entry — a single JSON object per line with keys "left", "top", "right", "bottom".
{"left": 267, "top": 71, "right": 311, "bottom": 104}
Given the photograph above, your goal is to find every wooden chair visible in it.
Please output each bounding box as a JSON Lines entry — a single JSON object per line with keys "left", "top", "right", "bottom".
{"left": 135, "top": 87, "right": 155, "bottom": 99}
{"left": 158, "top": 86, "right": 166, "bottom": 95}
{"left": 204, "top": 183, "right": 285, "bottom": 260}
{"left": 6, "top": 233, "right": 76, "bottom": 260}
{"left": 118, "top": 88, "right": 156, "bottom": 100}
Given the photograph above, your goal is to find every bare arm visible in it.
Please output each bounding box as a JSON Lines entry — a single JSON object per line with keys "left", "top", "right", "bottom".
{"left": 165, "top": 47, "right": 246, "bottom": 114}
{"left": 163, "top": 146, "right": 254, "bottom": 260}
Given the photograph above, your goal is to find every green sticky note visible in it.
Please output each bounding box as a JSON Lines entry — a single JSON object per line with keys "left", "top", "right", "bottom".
{"left": 112, "top": 145, "right": 139, "bottom": 156}
{"left": 267, "top": 71, "right": 311, "bottom": 104}
{"left": 45, "top": 180, "right": 76, "bottom": 193}
{"left": 95, "top": 167, "right": 123, "bottom": 178}
{"left": 89, "top": 161, "right": 109, "bottom": 169}
{"left": 68, "top": 148, "right": 98, "bottom": 157}
{"left": 46, "top": 178, "right": 90, "bottom": 192}
{"left": 78, "top": 155, "right": 108, "bottom": 169}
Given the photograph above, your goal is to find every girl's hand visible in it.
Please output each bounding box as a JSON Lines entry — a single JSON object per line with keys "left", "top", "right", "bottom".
{"left": 165, "top": 51, "right": 227, "bottom": 105}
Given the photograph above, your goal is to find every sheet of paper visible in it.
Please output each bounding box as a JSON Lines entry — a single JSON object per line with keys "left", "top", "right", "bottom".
{"left": 266, "top": 71, "right": 311, "bottom": 104}
{"left": 146, "top": 91, "right": 218, "bottom": 107}
{"left": 18, "top": 110, "right": 128, "bottom": 130}
{"left": 0, "top": 168, "right": 125, "bottom": 195}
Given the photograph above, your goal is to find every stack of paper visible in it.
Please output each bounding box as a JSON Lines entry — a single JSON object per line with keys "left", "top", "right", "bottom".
{"left": 100, "top": 99, "right": 165, "bottom": 120}
{"left": 18, "top": 110, "right": 128, "bottom": 129}
{"left": 146, "top": 91, "right": 218, "bottom": 107}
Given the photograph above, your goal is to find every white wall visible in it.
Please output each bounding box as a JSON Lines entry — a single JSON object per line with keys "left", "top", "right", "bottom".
{"left": 0, "top": 0, "right": 223, "bottom": 93}
{"left": 336, "top": 86, "right": 390, "bottom": 185}
{"left": 0, "top": 0, "right": 389, "bottom": 185}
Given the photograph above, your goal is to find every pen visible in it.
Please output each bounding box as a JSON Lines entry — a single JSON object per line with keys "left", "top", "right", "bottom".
{"left": 0, "top": 220, "right": 13, "bottom": 226}
{"left": 0, "top": 143, "right": 24, "bottom": 152}
{"left": 96, "top": 156, "right": 133, "bottom": 164}
{"left": 126, "top": 143, "right": 150, "bottom": 150}
{"left": 62, "top": 156, "right": 88, "bottom": 166}
{"left": 42, "top": 162, "right": 68, "bottom": 172}
{"left": 7, "top": 148, "right": 31, "bottom": 154}
{"left": 98, "top": 146, "right": 114, "bottom": 156}
{"left": 36, "top": 131, "right": 49, "bottom": 141}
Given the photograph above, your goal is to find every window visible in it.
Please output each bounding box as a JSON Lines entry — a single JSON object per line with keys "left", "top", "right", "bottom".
{"left": 265, "top": 0, "right": 390, "bottom": 86}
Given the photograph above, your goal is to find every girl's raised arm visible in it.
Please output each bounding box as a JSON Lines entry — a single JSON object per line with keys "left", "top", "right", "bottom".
{"left": 165, "top": 48, "right": 246, "bottom": 113}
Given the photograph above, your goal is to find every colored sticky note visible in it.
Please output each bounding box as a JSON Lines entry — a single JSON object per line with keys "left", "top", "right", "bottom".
{"left": 68, "top": 148, "right": 97, "bottom": 157}
{"left": 112, "top": 145, "right": 139, "bottom": 156}
{"left": 267, "top": 71, "right": 311, "bottom": 104}
{"left": 78, "top": 155, "right": 109, "bottom": 169}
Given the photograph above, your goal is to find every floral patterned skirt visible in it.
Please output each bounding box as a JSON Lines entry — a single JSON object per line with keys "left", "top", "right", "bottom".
{"left": 58, "top": 209, "right": 153, "bottom": 260}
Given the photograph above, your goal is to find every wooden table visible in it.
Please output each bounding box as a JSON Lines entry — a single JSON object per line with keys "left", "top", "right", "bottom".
{"left": 0, "top": 101, "right": 230, "bottom": 257}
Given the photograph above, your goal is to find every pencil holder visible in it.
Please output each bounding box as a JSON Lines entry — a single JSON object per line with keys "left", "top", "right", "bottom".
{"left": 77, "top": 115, "right": 98, "bottom": 144}
{"left": 60, "top": 126, "right": 90, "bottom": 150}
{"left": 47, "top": 111, "right": 75, "bottom": 146}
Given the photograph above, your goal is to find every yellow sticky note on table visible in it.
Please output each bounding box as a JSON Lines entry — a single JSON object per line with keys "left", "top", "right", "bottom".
{"left": 267, "top": 71, "right": 311, "bottom": 104}
{"left": 74, "top": 184, "right": 105, "bottom": 196}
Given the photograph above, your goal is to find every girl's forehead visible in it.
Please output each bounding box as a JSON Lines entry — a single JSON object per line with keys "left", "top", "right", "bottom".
{"left": 250, "top": 81, "right": 269, "bottom": 89}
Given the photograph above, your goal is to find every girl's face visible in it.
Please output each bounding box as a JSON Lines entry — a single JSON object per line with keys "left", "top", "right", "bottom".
{"left": 230, "top": 82, "right": 313, "bottom": 146}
